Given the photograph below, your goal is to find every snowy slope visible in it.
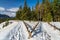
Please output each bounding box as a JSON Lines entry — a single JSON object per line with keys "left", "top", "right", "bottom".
{"left": 19, "top": 21, "right": 43, "bottom": 40}
{"left": 0, "top": 21, "right": 60, "bottom": 40}
{"left": 0, "top": 20, "right": 15, "bottom": 29}
{"left": 19, "top": 21, "right": 60, "bottom": 40}
{"left": 0, "top": 21, "right": 19, "bottom": 40}
{"left": 50, "top": 22, "right": 60, "bottom": 28}
{"left": 42, "top": 22, "right": 60, "bottom": 40}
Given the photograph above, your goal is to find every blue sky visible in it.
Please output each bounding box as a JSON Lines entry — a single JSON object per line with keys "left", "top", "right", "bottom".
{"left": 0, "top": 0, "right": 20, "bottom": 8}
{"left": 0, "top": 0, "right": 42, "bottom": 17}
{"left": 0, "top": 0, "right": 42, "bottom": 8}
{"left": 20, "top": 0, "right": 42, "bottom": 8}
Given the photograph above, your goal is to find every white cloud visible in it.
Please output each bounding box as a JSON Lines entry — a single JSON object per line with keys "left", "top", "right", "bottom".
{"left": 0, "top": 7, "right": 5, "bottom": 11}
{"left": 7, "top": 8, "right": 19, "bottom": 12}
{"left": 6, "top": 13, "right": 16, "bottom": 17}
{"left": 3, "top": 12, "right": 16, "bottom": 17}
{"left": 0, "top": 7, "right": 19, "bottom": 17}
{"left": 6, "top": 8, "right": 19, "bottom": 17}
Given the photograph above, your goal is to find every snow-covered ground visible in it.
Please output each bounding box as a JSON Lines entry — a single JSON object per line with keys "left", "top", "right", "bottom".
{"left": 0, "top": 20, "right": 15, "bottom": 29}
{"left": 42, "top": 22, "right": 60, "bottom": 40}
{"left": 0, "top": 20, "right": 19, "bottom": 40}
{"left": 0, "top": 20, "right": 60, "bottom": 40}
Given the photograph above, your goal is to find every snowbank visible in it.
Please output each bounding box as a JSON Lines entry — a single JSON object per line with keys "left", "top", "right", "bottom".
{"left": 0, "top": 20, "right": 60, "bottom": 40}
{"left": 42, "top": 22, "right": 60, "bottom": 40}
{"left": 0, "top": 21, "right": 18, "bottom": 40}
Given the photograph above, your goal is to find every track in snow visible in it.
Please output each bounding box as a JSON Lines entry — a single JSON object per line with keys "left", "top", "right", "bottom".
{"left": 0, "top": 21, "right": 60, "bottom": 40}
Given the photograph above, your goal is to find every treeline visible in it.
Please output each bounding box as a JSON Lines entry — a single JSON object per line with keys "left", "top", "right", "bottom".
{"left": 16, "top": 0, "right": 60, "bottom": 22}
{"left": 0, "top": 18, "right": 14, "bottom": 23}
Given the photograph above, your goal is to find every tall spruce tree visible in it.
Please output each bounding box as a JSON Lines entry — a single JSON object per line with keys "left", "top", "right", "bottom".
{"left": 31, "top": 6, "right": 37, "bottom": 21}
{"left": 35, "top": 0, "right": 40, "bottom": 21}
{"left": 52, "top": 0, "right": 60, "bottom": 21}
{"left": 42, "top": 0, "right": 45, "bottom": 4}
{"left": 42, "top": 0, "right": 53, "bottom": 21}
{"left": 21, "top": 0, "right": 28, "bottom": 20}
{"left": 16, "top": 5, "right": 22, "bottom": 20}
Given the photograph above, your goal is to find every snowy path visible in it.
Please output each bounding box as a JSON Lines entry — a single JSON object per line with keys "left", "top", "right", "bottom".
{"left": 20, "top": 21, "right": 51, "bottom": 40}
{"left": 0, "top": 21, "right": 60, "bottom": 40}
{"left": 42, "top": 22, "right": 60, "bottom": 40}
{"left": 20, "top": 21, "right": 43, "bottom": 40}
{"left": 0, "top": 21, "right": 21, "bottom": 40}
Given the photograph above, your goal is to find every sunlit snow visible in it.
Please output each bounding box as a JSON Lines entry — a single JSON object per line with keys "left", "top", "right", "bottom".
{"left": 0, "top": 20, "right": 60, "bottom": 40}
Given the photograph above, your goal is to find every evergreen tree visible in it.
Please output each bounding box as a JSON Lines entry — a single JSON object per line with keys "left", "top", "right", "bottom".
{"left": 43, "top": 12, "right": 53, "bottom": 22}
{"left": 16, "top": 5, "right": 22, "bottom": 20}
{"left": 35, "top": 0, "right": 40, "bottom": 20}
{"left": 42, "top": 0, "right": 53, "bottom": 21}
{"left": 31, "top": 6, "right": 37, "bottom": 21}
{"left": 22, "top": 0, "right": 29, "bottom": 20}
{"left": 42, "top": 0, "right": 45, "bottom": 4}
{"left": 16, "top": 0, "right": 60, "bottom": 21}
{"left": 52, "top": 0, "right": 60, "bottom": 21}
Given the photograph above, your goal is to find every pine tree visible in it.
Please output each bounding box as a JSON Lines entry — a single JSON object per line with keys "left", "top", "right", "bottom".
{"left": 22, "top": 0, "right": 28, "bottom": 20}
{"left": 35, "top": 0, "right": 40, "bottom": 21}
{"left": 43, "top": 12, "right": 53, "bottom": 22}
{"left": 42, "top": 0, "right": 53, "bottom": 21}
{"left": 23, "top": 0, "right": 28, "bottom": 13}
{"left": 52, "top": 0, "right": 60, "bottom": 21}
{"left": 31, "top": 6, "right": 37, "bottom": 21}
{"left": 16, "top": 5, "right": 22, "bottom": 20}
{"left": 26, "top": 7, "right": 31, "bottom": 20}
{"left": 42, "top": 0, "right": 45, "bottom": 4}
